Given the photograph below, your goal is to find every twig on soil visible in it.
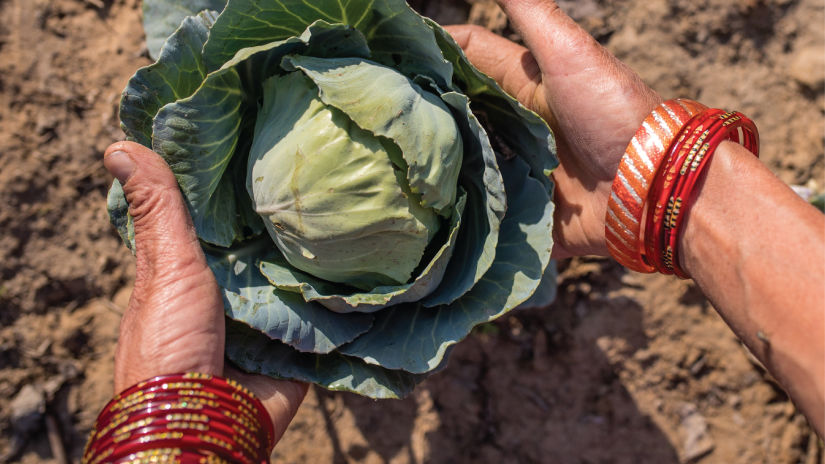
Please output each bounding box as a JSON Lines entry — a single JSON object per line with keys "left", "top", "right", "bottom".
{"left": 45, "top": 413, "right": 68, "bottom": 464}
{"left": 101, "top": 298, "right": 124, "bottom": 316}
{"left": 83, "top": 0, "right": 105, "bottom": 8}
{"left": 803, "top": 430, "right": 822, "bottom": 464}
{"left": 79, "top": 161, "right": 107, "bottom": 180}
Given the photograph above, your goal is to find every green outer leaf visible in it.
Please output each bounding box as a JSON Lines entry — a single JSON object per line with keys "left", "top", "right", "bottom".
{"left": 226, "top": 320, "right": 425, "bottom": 399}
{"left": 258, "top": 191, "right": 466, "bottom": 313}
{"left": 121, "top": 11, "right": 214, "bottom": 146}
{"left": 152, "top": 67, "right": 244, "bottom": 247}
{"left": 810, "top": 192, "right": 825, "bottom": 212}
{"left": 218, "top": 21, "right": 372, "bottom": 98}
{"left": 202, "top": 0, "right": 453, "bottom": 89}
{"left": 106, "top": 180, "right": 135, "bottom": 252}
{"left": 283, "top": 55, "right": 463, "bottom": 214}
{"left": 202, "top": 0, "right": 376, "bottom": 71}
{"left": 426, "top": 18, "right": 559, "bottom": 188}
{"left": 206, "top": 240, "right": 375, "bottom": 354}
{"left": 338, "top": 155, "right": 555, "bottom": 373}
{"left": 225, "top": 133, "right": 266, "bottom": 240}
{"left": 362, "top": 0, "right": 453, "bottom": 89}
{"left": 515, "top": 259, "right": 558, "bottom": 310}
{"left": 421, "top": 91, "right": 505, "bottom": 307}
{"left": 142, "top": 0, "right": 226, "bottom": 59}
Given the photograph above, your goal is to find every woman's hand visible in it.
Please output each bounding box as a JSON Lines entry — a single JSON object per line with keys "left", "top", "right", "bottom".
{"left": 447, "top": 0, "right": 662, "bottom": 259}
{"left": 103, "top": 140, "right": 307, "bottom": 443}
{"left": 449, "top": 1, "right": 825, "bottom": 436}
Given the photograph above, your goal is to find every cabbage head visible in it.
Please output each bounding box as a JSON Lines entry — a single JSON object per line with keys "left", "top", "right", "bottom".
{"left": 108, "top": 0, "right": 559, "bottom": 398}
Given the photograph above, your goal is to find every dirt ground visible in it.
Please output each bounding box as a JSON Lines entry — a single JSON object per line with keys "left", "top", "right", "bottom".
{"left": 0, "top": 0, "right": 823, "bottom": 462}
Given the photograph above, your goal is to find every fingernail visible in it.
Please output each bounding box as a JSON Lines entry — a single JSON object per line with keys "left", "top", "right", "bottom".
{"left": 105, "top": 150, "right": 135, "bottom": 184}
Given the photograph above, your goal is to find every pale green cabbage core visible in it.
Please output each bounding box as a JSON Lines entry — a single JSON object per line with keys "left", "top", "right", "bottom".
{"left": 247, "top": 60, "right": 463, "bottom": 290}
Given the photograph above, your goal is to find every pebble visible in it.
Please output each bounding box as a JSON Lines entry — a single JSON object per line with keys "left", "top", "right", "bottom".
{"left": 788, "top": 45, "right": 825, "bottom": 90}
{"left": 679, "top": 403, "right": 715, "bottom": 462}
{"left": 10, "top": 384, "right": 45, "bottom": 434}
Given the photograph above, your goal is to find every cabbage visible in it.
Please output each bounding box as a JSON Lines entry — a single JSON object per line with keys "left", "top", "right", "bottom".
{"left": 108, "top": 0, "right": 559, "bottom": 398}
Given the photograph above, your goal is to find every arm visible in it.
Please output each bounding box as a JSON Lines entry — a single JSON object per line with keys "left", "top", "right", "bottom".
{"left": 681, "top": 141, "right": 825, "bottom": 434}
{"left": 449, "top": 0, "right": 825, "bottom": 437}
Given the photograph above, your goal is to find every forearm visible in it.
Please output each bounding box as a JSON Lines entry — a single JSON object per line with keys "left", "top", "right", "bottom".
{"left": 680, "top": 141, "right": 825, "bottom": 435}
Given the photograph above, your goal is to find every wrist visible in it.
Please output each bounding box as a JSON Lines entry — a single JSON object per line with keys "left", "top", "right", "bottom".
{"left": 678, "top": 141, "right": 757, "bottom": 277}
{"left": 550, "top": 173, "right": 612, "bottom": 259}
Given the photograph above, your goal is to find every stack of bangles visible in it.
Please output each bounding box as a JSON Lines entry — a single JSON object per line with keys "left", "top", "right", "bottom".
{"left": 606, "top": 98, "right": 759, "bottom": 278}
{"left": 82, "top": 373, "right": 275, "bottom": 463}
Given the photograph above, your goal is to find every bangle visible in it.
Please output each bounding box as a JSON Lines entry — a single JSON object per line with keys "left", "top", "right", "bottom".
{"left": 82, "top": 373, "right": 275, "bottom": 464}
{"left": 647, "top": 109, "right": 759, "bottom": 277}
{"left": 608, "top": 101, "right": 759, "bottom": 277}
{"left": 643, "top": 108, "right": 727, "bottom": 273}
{"left": 605, "top": 99, "right": 707, "bottom": 272}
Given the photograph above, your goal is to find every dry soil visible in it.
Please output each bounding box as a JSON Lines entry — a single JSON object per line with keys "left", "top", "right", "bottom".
{"left": 0, "top": 0, "right": 823, "bottom": 463}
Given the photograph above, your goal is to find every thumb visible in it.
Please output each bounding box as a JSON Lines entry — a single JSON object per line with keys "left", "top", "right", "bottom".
{"left": 105, "top": 141, "right": 203, "bottom": 275}
{"left": 105, "top": 141, "right": 225, "bottom": 390}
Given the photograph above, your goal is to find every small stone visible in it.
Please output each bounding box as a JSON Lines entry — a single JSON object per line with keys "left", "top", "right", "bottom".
{"left": 10, "top": 384, "right": 46, "bottom": 434}
{"left": 468, "top": 1, "right": 508, "bottom": 32}
{"left": 689, "top": 355, "right": 708, "bottom": 377}
{"left": 574, "top": 302, "right": 589, "bottom": 319}
{"left": 788, "top": 45, "right": 825, "bottom": 90}
{"left": 635, "top": 348, "right": 658, "bottom": 367}
{"left": 679, "top": 403, "right": 715, "bottom": 462}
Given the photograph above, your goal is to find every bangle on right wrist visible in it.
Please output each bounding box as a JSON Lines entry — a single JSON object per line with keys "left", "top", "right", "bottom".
{"left": 606, "top": 99, "right": 759, "bottom": 277}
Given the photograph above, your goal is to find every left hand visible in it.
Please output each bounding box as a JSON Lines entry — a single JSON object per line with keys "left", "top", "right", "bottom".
{"left": 104, "top": 140, "right": 307, "bottom": 444}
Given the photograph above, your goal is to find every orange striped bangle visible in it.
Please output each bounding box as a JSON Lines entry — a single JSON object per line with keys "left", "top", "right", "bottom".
{"left": 605, "top": 99, "right": 707, "bottom": 272}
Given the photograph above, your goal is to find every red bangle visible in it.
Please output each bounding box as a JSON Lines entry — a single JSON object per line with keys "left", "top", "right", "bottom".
{"left": 641, "top": 109, "right": 759, "bottom": 276}
{"left": 87, "top": 405, "right": 263, "bottom": 463}
{"left": 643, "top": 109, "right": 727, "bottom": 272}
{"left": 92, "top": 407, "right": 265, "bottom": 456}
{"left": 95, "top": 373, "right": 273, "bottom": 447}
{"left": 664, "top": 111, "right": 759, "bottom": 276}
{"left": 83, "top": 373, "right": 275, "bottom": 464}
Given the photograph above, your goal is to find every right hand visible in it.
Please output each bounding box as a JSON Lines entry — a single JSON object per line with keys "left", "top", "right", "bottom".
{"left": 446, "top": 0, "right": 662, "bottom": 259}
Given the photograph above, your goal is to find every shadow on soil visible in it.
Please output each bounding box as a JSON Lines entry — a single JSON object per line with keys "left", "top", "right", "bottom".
{"left": 317, "top": 259, "right": 679, "bottom": 463}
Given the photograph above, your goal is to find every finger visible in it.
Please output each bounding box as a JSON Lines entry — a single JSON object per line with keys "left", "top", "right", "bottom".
{"left": 105, "top": 141, "right": 203, "bottom": 275}
{"left": 497, "top": 0, "right": 660, "bottom": 165}
{"left": 106, "top": 141, "right": 225, "bottom": 390}
{"left": 445, "top": 25, "right": 552, "bottom": 124}
{"left": 495, "top": 0, "right": 659, "bottom": 110}
{"left": 495, "top": 0, "right": 608, "bottom": 79}
{"left": 226, "top": 367, "right": 309, "bottom": 445}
